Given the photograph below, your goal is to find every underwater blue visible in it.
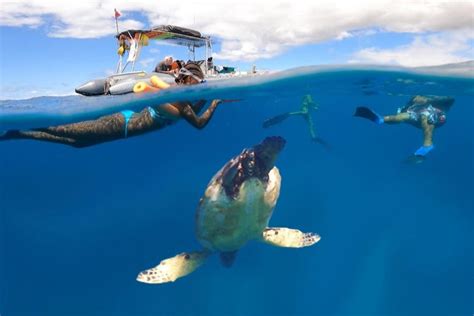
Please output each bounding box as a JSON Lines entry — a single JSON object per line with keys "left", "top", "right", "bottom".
{"left": 0, "top": 68, "right": 473, "bottom": 316}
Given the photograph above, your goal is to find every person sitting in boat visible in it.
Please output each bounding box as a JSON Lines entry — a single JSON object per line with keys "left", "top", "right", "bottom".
{"left": 262, "top": 94, "right": 331, "bottom": 150}
{"left": 0, "top": 63, "right": 223, "bottom": 148}
{"left": 155, "top": 55, "right": 174, "bottom": 72}
{"left": 354, "top": 95, "right": 454, "bottom": 162}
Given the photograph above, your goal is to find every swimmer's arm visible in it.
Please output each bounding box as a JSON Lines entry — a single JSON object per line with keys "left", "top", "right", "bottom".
{"left": 156, "top": 103, "right": 178, "bottom": 114}
{"left": 192, "top": 99, "right": 207, "bottom": 110}
{"left": 180, "top": 99, "right": 222, "bottom": 129}
{"left": 159, "top": 100, "right": 206, "bottom": 118}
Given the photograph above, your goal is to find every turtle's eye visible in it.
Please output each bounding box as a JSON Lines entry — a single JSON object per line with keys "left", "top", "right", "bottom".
{"left": 184, "top": 254, "right": 191, "bottom": 260}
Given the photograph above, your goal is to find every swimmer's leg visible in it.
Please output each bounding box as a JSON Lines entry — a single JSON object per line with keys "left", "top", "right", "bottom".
{"left": 383, "top": 112, "right": 411, "bottom": 124}
{"left": 0, "top": 113, "right": 126, "bottom": 148}
{"left": 302, "top": 112, "right": 331, "bottom": 150}
{"left": 420, "top": 116, "right": 434, "bottom": 147}
{"left": 0, "top": 130, "right": 81, "bottom": 147}
{"left": 354, "top": 107, "right": 411, "bottom": 125}
{"left": 404, "top": 116, "right": 435, "bottom": 164}
{"left": 38, "top": 113, "right": 125, "bottom": 139}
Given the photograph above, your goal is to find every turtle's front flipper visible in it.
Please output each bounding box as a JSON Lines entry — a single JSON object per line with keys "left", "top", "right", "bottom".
{"left": 137, "top": 250, "right": 210, "bottom": 284}
{"left": 261, "top": 227, "right": 320, "bottom": 248}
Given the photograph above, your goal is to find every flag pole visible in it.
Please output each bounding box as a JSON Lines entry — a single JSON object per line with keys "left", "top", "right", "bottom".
{"left": 114, "top": 8, "right": 119, "bottom": 35}
{"left": 114, "top": 8, "right": 122, "bottom": 73}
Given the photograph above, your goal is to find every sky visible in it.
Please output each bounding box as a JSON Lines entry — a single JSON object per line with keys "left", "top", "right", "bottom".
{"left": 0, "top": 0, "right": 473, "bottom": 99}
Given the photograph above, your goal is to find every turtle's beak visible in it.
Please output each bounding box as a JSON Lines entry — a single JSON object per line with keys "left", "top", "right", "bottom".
{"left": 254, "top": 136, "right": 286, "bottom": 171}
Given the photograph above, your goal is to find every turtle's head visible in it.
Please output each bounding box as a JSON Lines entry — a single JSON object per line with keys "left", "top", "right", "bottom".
{"left": 238, "top": 136, "right": 285, "bottom": 182}
{"left": 219, "top": 136, "right": 285, "bottom": 199}
{"left": 252, "top": 136, "right": 286, "bottom": 174}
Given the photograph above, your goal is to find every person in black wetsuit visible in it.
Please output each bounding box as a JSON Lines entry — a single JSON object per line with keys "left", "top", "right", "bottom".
{"left": 354, "top": 95, "right": 454, "bottom": 162}
{"left": 0, "top": 63, "right": 223, "bottom": 148}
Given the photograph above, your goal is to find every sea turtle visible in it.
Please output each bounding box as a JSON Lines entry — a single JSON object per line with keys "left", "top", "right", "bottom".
{"left": 137, "top": 136, "right": 320, "bottom": 284}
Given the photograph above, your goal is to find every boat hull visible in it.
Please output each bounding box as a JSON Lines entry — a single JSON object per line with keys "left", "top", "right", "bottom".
{"left": 75, "top": 72, "right": 176, "bottom": 96}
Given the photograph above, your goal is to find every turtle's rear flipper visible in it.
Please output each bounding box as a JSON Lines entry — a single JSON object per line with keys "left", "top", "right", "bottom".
{"left": 219, "top": 251, "right": 238, "bottom": 268}
{"left": 137, "top": 250, "right": 210, "bottom": 284}
{"left": 261, "top": 227, "right": 320, "bottom": 248}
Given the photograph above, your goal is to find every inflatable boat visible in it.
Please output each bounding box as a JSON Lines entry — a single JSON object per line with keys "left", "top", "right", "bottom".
{"left": 76, "top": 25, "right": 226, "bottom": 96}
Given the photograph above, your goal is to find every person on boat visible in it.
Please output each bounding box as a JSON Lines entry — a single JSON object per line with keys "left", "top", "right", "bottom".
{"left": 170, "top": 60, "right": 184, "bottom": 73}
{"left": 155, "top": 56, "right": 174, "bottom": 72}
{"left": 354, "top": 95, "right": 454, "bottom": 162}
{"left": 0, "top": 63, "right": 223, "bottom": 148}
{"left": 262, "top": 94, "right": 331, "bottom": 149}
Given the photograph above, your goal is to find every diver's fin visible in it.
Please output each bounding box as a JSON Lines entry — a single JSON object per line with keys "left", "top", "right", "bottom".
{"left": 0, "top": 130, "right": 20, "bottom": 141}
{"left": 262, "top": 113, "right": 292, "bottom": 128}
{"left": 403, "top": 155, "right": 426, "bottom": 165}
{"left": 414, "top": 145, "right": 434, "bottom": 157}
{"left": 354, "top": 107, "right": 384, "bottom": 124}
{"left": 136, "top": 250, "right": 210, "bottom": 284}
{"left": 261, "top": 227, "right": 320, "bottom": 248}
{"left": 403, "top": 145, "right": 434, "bottom": 164}
{"left": 219, "top": 251, "right": 238, "bottom": 268}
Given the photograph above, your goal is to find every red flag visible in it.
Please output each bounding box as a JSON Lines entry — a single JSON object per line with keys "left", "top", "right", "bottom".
{"left": 114, "top": 8, "right": 121, "bottom": 18}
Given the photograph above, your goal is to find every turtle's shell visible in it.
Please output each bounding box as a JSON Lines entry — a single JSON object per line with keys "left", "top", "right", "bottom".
{"left": 195, "top": 137, "right": 285, "bottom": 252}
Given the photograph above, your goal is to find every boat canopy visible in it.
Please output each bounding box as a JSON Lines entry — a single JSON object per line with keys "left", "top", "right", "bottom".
{"left": 117, "top": 25, "right": 210, "bottom": 48}
{"left": 115, "top": 24, "right": 212, "bottom": 74}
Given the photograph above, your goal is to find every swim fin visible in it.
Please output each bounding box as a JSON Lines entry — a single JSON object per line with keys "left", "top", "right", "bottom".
{"left": 0, "top": 130, "right": 20, "bottom": 141}
{"left": 262, "top": 113, "right": 292, "bottom": 128}
{"left": 354, "top": 107, "right": 384, "bottom": 124}
{"left": 312, "top": 137, "right": 331, "bottom": 151}
{"left": 403, "top": 145, "right": 434, "bottom": 164}
{"left": 414, "top": 145, "right": 434, "bottom": 157}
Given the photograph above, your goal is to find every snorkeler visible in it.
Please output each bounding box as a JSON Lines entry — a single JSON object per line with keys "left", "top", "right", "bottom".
{"left": 354, "top": 95, "right": 454, "bottom": 162}
{"left": 262, "top": 94, "right": 330, "bottom": 149}
{"left": 0, "top": 63, "right": 224, "bottom": 148}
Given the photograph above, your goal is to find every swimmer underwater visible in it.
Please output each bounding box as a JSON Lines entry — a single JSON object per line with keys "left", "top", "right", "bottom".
{"left": 263, "top": 94, "right": 331, "bottom": 149}
{"left": 0, "top": 63, "right": 225, "bottom": 148}
{"left": 354, "top": 95, "right": 454, "bottom": 163}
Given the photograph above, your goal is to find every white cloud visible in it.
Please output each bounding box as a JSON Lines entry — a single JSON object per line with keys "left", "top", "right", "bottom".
{"left": 350, "top": 30, "right": 474, "bottom": 67}
{"left": 0, "top": 0, "right": 473, "bottom": 61}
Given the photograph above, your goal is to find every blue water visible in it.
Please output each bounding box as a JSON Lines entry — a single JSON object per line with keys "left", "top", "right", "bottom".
{"left": 1, "top": 68, "right": 473, "bottom": 316}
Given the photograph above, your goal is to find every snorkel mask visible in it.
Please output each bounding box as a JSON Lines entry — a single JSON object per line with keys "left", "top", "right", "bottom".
{"left": 175, "top": 67, "right": 206, "bottom": 84}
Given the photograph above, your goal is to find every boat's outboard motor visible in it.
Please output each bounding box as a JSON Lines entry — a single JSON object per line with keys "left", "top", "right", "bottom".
{"left": 75, "top": 79, "right": 107, "bottom": 96}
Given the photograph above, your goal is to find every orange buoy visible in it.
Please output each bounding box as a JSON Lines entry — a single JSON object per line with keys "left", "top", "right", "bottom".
{"left": 133, "top": 81, "right": 159, "bottom": 94}
{"left": 150, "top": 76, "right": 171, "bottom": 89}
